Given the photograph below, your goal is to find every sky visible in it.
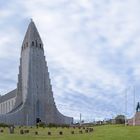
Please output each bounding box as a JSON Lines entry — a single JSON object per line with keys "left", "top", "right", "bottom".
{"left": 0, "top": 0, "right": 140, "bottom": 122}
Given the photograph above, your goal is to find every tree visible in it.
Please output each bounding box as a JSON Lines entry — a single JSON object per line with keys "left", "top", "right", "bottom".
{"left": 115, "top": 115, "right": 125, "bottom": 124}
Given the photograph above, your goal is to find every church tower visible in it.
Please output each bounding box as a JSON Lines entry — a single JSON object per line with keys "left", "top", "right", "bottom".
{"left": 0, "top": 20, "right": 73, "bottom": 125}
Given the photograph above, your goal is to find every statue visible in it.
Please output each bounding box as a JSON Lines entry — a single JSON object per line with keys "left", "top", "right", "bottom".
{"left": 136, "top": 102, "right": 140, "bottom": 112}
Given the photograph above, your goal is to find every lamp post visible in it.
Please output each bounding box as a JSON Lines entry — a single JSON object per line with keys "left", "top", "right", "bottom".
{"left": 125, "top": 88, "right": 127, "bottom": 126}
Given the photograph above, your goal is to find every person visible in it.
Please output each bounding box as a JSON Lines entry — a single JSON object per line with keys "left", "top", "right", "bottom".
{"left": 136, "top": 102, "right": 140, "bottom": 112}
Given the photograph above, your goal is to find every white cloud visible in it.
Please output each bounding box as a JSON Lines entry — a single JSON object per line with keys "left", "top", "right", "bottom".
{"left": 1, "top": 0, "right": 140, "bottom": 120}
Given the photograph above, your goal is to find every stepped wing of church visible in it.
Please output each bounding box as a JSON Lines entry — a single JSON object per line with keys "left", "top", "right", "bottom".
{"left": 0, "top": 20, "right": 73, "bottom": 125}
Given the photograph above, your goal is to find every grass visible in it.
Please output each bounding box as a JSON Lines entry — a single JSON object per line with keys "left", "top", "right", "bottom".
{"left": 0, "top": 125, "right": 140, "bottom": 140}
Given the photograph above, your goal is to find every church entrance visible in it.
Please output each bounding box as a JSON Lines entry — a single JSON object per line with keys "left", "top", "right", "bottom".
{"left": 36, "top": 100, "right": 41, "bottom": 124}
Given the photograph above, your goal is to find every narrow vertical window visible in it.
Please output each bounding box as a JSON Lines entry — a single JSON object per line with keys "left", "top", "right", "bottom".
{"left": 32, "top": 41, "right": 34, "bottom": 46}
{"left": 9, "top": 101, "right": 10, "bottom": 112}
{"left": 6, "top": 102, "right": 7, "bottom": 113}
{"left": 40, "top": 44, "right": 42, "bottom": 48}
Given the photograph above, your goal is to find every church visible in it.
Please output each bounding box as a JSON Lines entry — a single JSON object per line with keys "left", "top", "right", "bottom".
{"left": 0, "top": 20, "right": 73, "bottom": 125}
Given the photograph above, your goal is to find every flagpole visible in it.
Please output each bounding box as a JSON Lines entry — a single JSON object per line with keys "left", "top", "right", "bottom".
{"left": 80, "top": 113, "right": 82, "bottom": 126}
{"left": 125, "top": 88, "right": 127, "bottom": 126}
{"left": 133, "top": 86, "right": 136, "bottom": 126}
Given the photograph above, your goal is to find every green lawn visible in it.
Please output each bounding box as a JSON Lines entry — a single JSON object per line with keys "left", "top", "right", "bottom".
{"left": 0, "top": 125, "right": 140, "bottom": 140}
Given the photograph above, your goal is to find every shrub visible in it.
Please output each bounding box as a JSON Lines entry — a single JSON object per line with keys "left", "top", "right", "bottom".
{"left": 48, "top": 132, "right": 51, "bottom": 135}
{"left": 20, "top": 129, "right": 24, "bottom": 134}
{"left": 71, "top": 131, "right": 74, "bottom": 134}
{"left": 38, "top": 122, "right": 46, "bottom": 128}
{"left": 35, "top": 131, "right": 38, "bottom": 135}
{"left": 59, "top": 131, "right": 63, "bottom": 135}
{"left": 115, "top": 115, "right": 125, "bottom": 124}
{"left": 0, "top": 123, "right": 9, "bottom": 127}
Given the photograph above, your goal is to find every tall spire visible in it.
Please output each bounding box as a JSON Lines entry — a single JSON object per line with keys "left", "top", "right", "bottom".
{"left": 0, "top": 20, "right": 73, "bottom": 126}
{"left": 22, "top": 19, "right": 43, "bottom": 47}
{"left": 30, "top": 18, "right": 33, "bottom": 22}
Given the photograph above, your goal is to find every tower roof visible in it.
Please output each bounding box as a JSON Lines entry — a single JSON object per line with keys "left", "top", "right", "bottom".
{"left": 23, "top": 19, "right": 43, "bottom": 45}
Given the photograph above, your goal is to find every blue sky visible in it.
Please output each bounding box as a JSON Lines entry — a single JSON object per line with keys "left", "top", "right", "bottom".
{"left": 0, "top": 0, "right": 140, "bottom": 121}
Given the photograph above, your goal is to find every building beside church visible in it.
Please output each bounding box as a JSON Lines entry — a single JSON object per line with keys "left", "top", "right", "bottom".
{"left": 128, "top": 112, "right": 140, "bottom": 125}
{"left": 0, "top": 20, "right": 73, "bottom": 125}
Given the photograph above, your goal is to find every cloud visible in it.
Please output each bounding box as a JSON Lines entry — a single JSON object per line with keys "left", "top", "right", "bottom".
{"left": 0, "top": 0, "right": 140, "bottom": 120}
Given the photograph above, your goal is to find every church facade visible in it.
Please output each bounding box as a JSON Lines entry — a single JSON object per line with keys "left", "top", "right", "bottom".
{"left": 0, "top": 20, "right": 73, "bottom": 125}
